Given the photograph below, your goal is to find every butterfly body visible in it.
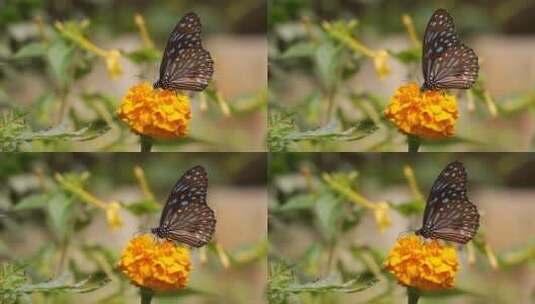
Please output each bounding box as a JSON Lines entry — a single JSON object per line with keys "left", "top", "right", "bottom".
{"left": 151, "top": 165, "right": 216, "bottom": 248}
{"left": 421, "top": 9, "right": 479, "bottom": 91}
{"left": 154, "top": 12, "right": 214, "bottom": 92}
{"left": 416, "top": 161, "right": 480, "bottom": 244}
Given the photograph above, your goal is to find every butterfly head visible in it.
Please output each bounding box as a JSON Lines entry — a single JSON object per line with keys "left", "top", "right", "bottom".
{"left": 153, "top": 79, "right": 165, "bottom": 90}
{"left": 151, "top": 227, "right": 169, "bottom": 239}
{"left": 420, "top": 81, "right": 437, "bottom": 92}
{"left": 415, "top": 228, "right": 431, "bottom": 239}
{"left": 420, "top": 83, "right": 429, "bottom": 92}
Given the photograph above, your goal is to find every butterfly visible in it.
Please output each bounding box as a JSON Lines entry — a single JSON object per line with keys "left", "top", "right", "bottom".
{"left": 415, "top": 161, "right": 480, "bottom": 244}
{"left": 421, "top": 9, "right": 479, "bottom": 91}
{"left": 153, "top": 12, "right": 214, "bottom": 92}
{"left": 151, "top": 165, "right": 216, "bottom": 247}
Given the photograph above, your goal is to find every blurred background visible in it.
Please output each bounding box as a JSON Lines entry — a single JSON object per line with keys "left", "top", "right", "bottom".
{"left": 0, "top": 153, "right": 267, "bottom": 303}
{"left": 0, "top": 0, "right": 267, "bottom": 151}
{"left": 269, "top": 0, "right": 535, "bottom": 151}
{"left": 268, "top": 153, "right": 535, "bottom": 303}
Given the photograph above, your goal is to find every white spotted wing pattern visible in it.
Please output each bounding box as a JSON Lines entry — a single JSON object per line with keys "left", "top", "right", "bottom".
{"left": 416, "top": 161, "right": 480, "bottom": 244}
{"left": 151, "top": 165, "right": 216, "bottom": 247}
{"left": 421, "top": 9, "right": 479, "bottom": 91}
{"left": 153, "top": 12, "right": 214, "bottom": 92}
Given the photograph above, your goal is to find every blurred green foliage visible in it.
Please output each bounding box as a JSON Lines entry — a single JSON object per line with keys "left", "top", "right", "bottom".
{"left": 0, "top": 0, "right": 267, "bottom": 151}
{"left": 0, "top": 153, "right": 267, "bottom": 303}
{"left": 268, "top": 153, "right": 535, "bottom": 303}
{"left": 268, "top": 0, "right": 535, "bottom": 151}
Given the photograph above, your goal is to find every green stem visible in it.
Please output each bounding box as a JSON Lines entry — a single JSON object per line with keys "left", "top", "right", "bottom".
{"left": 140, "top": 135, "right": 153, "bottom": 152}
{"left": 408, "top": 287, "right": 420, "bottom": 304}
{"left": 407, "top": 135, "right": 421, "bottom": 152}
{"left": 140, "top": 287, "right": 154, "bottom": 304}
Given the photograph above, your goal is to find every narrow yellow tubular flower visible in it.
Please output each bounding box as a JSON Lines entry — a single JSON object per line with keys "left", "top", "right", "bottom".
{"left": 323, "top": 173, "right": 392, "bottom": 232}
{"left": 373, "top": 201, "right": 392, "bottom": 233}
{"left": 105, "top": 49, "right": 122, "bottom": 79}
{"left": 384, "top": 235, "right": 459, "bottom": 291}
{"left": 484, "top": 243, "right": 499, "bottom": 270}
{"left": 55, "top": 173, "right": 124, "bottom": 229}
{"left": 403, "top": 165, "right": 424, "bottom": 203}
{"left": 401, "top": 14, "right": 421, "bottom": 48}
{"left": 385, "top": 83, "right": 458, "bottom": 139}
{"left": 215, "top": 243, "right": 230, "bottom": 269}
{"left": 134, "top": 13, "right": 155, "bottom": 49}
{"left": 484, "top": 91, "right": 498, "bottom": 117}
{"left": 216, "top": 91, "right": 231, "bottom": 117}
{"left": 117, "top": 82, "right": 192, "bottom": 140}
{"left": 118, "top": 234, "right": 191, "bottom": 292}
{"left": 373, "top": 50, "right": 391, "bottom": 80}
{"left": 134, "top": 166, "right": 155, "bottom": 201}
{"left": 323, "top": 20, "right": 390, "bottom": 79}
{"left": 105, "top": 201, "right": 123, "bottom": 229}
{"left": 55, "top": 20, "right": 123, "bottom": 79}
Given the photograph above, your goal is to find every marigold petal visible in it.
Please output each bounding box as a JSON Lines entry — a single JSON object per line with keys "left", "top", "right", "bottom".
{"left": 384, "top": 234, "right": 459, "bottom": 291}
{"left": 118, "top": 234, "right": 191, "bottom": 291}
{"left": 385, "top": 83, "right": 458, "bottom": 139}
{"left": 117, "top": 82, "right": 192, "bottom": 140}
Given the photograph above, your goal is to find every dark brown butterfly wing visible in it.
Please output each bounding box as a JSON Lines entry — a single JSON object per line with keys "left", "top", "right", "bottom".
{"left": 155, "top": 12, "right": 214, "bottom": 92}
{"left": 163, "top": 202, "right": 216, "bottom": 247}
{"left": 419, "top": 161, "right": 479, "bottom": 244}
{"left": 422, "top": 161, "right": 467, "bottom": 226}
{"left": 427, "top": 198, "right": 479, "bottom": 244}
{"left": 157, "top": 165, "right": 216, "bottom": 247}
{"left": 422, "top": 9, "right": 479, "bottom": 90}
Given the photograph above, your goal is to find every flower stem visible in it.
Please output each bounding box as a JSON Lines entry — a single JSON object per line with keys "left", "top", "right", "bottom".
{"left": 408, "top": 287, "right": 420, "bottom": 304}
{"left": 140, "top": 287, "right": 154, "bottom": 304}
{"left": 140, "top": 135, "right": 153, "bottom": 152}
{"left": 408, "top": 135, "right": 421, "bottom": 152}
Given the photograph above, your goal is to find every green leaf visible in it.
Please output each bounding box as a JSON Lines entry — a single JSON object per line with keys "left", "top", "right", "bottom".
{"left": 20, "top": 273, "right": 109, "bottom": 294}
{"left": 278, "top": 193, "right": 316, "bottom": 211}
{"left": 123, "top": 199, "right": 160, "bottom": 215}
{"left": 46, "top": 191, "right": 73, "bottom": 240}
{"left": 392, "top": 200, "right": 425, "bottom": 216}
{"left": 12, "top": 42, "right": 48, "bottom": 59}
{"left": 286, "top": 120, "right": 378, "bottom": 142}
{"left": 315, "top": 191, "right": 341, "bottom": 241}
{"left": 229, "top": 239, "right": 269, "bottom": 266}
{"left": 47, "top": 39, "right": 74, "bottom": 86}
{"left": 391, "top": 47, "right": 420, "bottom": 64}
{"left": 280, "top": 42, "right": 317, "bottom": 59}
{"left": 13, "top": 193, "right": 51, "bottom": 211}
{"left": 0, "top": 262, "right": 28, "bottom": 304}
{"left": 315, "top": 42, "right": 340, "bottom": 91}
{"left": 21, "top": 122, "right": 110, "bottom": 142}
{"left": 286, "top": 274, "right": 377, "bottom": 293}
{"left": 124, "top": 47, "right": 161, "bottom": 64}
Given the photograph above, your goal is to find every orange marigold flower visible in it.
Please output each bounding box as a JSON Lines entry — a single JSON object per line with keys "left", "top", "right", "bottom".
{"left": 384, "top": 234, "right": 459, "bottom": 291}
{"left": 117, "top": 234, "right": 191, "bottom": 291}
{"left": 384, "top": 83, "right": 458, "bottom": 139}
{"left": 117, "top": 82, "right": 191, "bottom": 140}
